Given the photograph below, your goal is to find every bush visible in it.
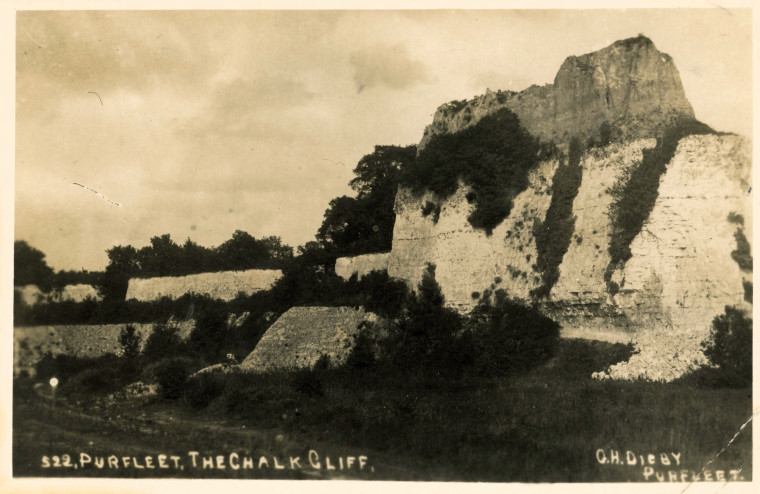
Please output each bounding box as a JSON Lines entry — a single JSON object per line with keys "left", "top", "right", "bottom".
{"left": 381, "top": 264, "right": 463, "bottom": 371}
{"left": 400, "top": 108, "right": 540, "bottom": 233}
{"left": 154, "top": 357, "right": 193, "bottom": 399}
{"left": 346, "top": 329, "right": 377, "bottom": 369}
{"left": 351, "top": 270, "right": 409, "bottom": 319}
{"left": 467, "top": 290, "right": 560, "bottom": 375}
{"left": 142, "top": 321, "right": 184, "bottom": 361}
{"left": 184, "top": 372, "right": 225, "bottom": 409}
{"left": 701, "top": 306, "right": 752, "bottom": 388}
{"left": 292, "top": 356, "right": 330, "bottom": 397}
{"left": 731, "top": 228, "right": 752, "bottom": 272}
{"left": 190, "top": 300, "right": 229, "bottom": 362}
{"left": 605, "top": 119, "right": 715, "bottom": 291}
{"left": 531, "top": 137, "right": 583, "bottom": 298}
{"left": 119, "top": 325, "right": 141, "bottom": 360}
{"left": 34, "top": 353, "right": 130, "bottom": 395}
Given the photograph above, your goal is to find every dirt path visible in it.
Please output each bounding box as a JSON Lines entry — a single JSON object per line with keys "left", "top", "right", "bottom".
{"left": 13, "top": 395, "right": 417, "bottom": 480}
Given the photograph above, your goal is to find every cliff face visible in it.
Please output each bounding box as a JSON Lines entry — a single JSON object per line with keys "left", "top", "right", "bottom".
{"left": 14, "top": 320, "right": 195, "bottom": 377}
{"left": 419, "top": 36, "right": 694, "bottom": 149}
{"left": 332, "top": 35, "right": 751, "bottom": 381}
{"left": 125, "top": 269, "right": 282, "bottom": 302}
{"left": 378, "top": 134, "right": 750, "bottom": 381}
{"left": 240, "top": 307, "right": 375, "bottom": 371}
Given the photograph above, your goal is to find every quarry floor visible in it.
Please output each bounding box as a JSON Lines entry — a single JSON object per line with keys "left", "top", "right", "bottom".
{"left": 12, "top": 340, "right": 754, "bottom": 483}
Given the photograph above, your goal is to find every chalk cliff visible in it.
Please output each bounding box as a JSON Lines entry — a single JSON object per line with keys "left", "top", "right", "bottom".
{"left": 125, "top": 269, "right": 282, "bottom": 302}
{"left": 335, "top": 36, "right": 752, "bottom": 380}
{"left": 419, "top": 35, "right": 694, "bottom": 150}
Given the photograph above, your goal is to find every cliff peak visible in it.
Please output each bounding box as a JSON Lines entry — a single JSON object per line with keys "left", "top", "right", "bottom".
{"left": 419, "top": 36, "right": 695, "bottom": 149}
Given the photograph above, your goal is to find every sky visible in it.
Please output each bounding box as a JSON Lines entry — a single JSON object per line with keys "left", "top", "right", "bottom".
{"left": 13, "top": 8, "right": 753, "bottom": 272}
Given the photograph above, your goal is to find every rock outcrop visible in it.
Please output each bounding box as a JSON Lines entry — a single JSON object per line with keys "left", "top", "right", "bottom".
{"left": 14, "top": 320, "right": 195, "bottom": 377}
{"left": 14, "top": 283, "right": 102, "bottom": 306}
{"left": 335, "top": 36, "right": 752, "bottom": 381}
{"left": 334, "top": 252, "right": 390, "bottom": 280}
{"left": 125, "top": 269, "right": 282, "bottom": 302}
{"left": 240, "top": 307, "right": 375, "bottom": 372}
{"left": 419, "top": 35, "right": 694, "bottom": 149}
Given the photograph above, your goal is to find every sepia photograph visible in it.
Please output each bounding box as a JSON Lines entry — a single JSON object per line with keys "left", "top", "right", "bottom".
{"left": 5, "top": 2, "right": 756, "bottom": 489}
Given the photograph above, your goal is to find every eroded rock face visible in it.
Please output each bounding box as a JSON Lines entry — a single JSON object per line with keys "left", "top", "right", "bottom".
{"left": 419, "top": 35, "right": 694, "bottom": 149}
{"left": 240, "top": 307, "right": 376, "bottom": 372}
{"left": 337, "top": 135, "right": 751, "bottom": 380}
{"left": 13, "top": 320, "right": 195, "bottom": 377}
{"left": 125, "top": 269, "right": 282, "bottom": 302}
{"left": 334, "top": 252, "right": 390, "bottom": 280}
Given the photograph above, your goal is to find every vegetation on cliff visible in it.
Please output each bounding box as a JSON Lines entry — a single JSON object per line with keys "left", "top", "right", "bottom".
{"left": 317, "top": 145, "right": 416, "bottom": 256}
{"left": 604, "top": 119, "right": 716, "bottom": 293}
{"left": 399, "top": 107, "right": 542, "bottom": 233}
{"left": 530, "top": 137, "right": 584, "bottom": 298}
{"left": 698, "top": 306, "right": 753, "bottom": 388}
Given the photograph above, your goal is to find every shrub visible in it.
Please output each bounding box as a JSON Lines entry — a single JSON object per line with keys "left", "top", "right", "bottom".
{"left": 346, "top": 329, "right": 377, "bottom": 369}
{"left": 531, "top": 137, "right": 583, "bottom": 298}
{"left": 190, "top": 300, "right": 229, "bottom": 362}
{"left": 400, "top": 108, "right": 540, "bottom": 233}
{"left": 728, "top": 212, "right": 744, "bottom": 226}
{"left": 743, "top": 280, "right": 752, "bottom": 304}
{"left": 467, "top": 290, "right": 560, "bottom": 375}
{"left": 154, "top": 357, "right": 193, "bottom": 399}
{"left": 119, "top": 325, "right": 141, "bottom": 360}
{"left": 605, "top": 119, "right": 715, "bottom": 291}
{"left": 701, "top": 306, "right": 752, "bottom": 388}
{"left": 184, "top": 372, "right": 225, "bottom": 409}
{"left": 351, "top": 270, "right": 408, "bottom": 319}
{"left": 731, "top": 228, "right": 752, "bottom": 272}
{"left": 381, "top": 264, "right": 463, "bottom": 372}
{"left": 292, "top": 356, "right": 330, "bottom": 397}
{"left": 142, "top": 321, "right": 184, "bottom": 361}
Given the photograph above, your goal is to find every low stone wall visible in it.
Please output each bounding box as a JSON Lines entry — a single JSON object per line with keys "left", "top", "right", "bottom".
{"left": 125, "top": 269, "right": 282, "bottom": 302}
{"left": 241, "top": 306, "right": 375, "bottom": 372}
{"left": 334, "top": 252, "right": 391, "bottom": 281}
{"left": 14, "top": 320, "right": 195, "bottom": 377}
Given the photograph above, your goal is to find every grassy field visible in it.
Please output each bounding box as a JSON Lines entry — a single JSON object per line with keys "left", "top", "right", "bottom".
{"left": 13, "top": 339, "right": 752, "bottom": 482}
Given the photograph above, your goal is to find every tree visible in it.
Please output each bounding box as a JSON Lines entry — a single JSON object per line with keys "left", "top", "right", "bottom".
{"left": 14, "top": 240, "right": 55, "bottom": 291}
{"left": 702, "top": 306, "right": 752, "bottom": 388}
{"left": 100, "top": 245, "right": 139, "bottom": 302}
{"left": 317, "top": 145, "right": 416, "bottom": 255}
{"left": 216, "top": 231, "right": 293, "bottom": 270}
{"left": 119, "top": 325, "right": 141, "bottom": 360}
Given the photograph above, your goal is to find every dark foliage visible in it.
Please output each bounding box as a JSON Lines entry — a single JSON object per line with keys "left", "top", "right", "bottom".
{"left": 34, "top": 353, "right": 135, "bottom": 394}
{"left": 189, "top": 299, "right": 229, "bottom": 362}
{"left": 531, "top": 137, "right": 584, "bottom": 298}
{"left": 155, "top": 357, "right": 192, "bottom": 399}
{"left": 184, "top": 372, "right": 225, "bottom": 409}
{"left": 731, "top": 228, "right": 753, "bottom": 272}
{"left": 292, "top": 356, "right": 331, "bottom": 397}
{"left": 743, "top": 280, "right": 752, "bottom": 305}
{"left": 97, "top": 232, "right": 293, "bottom": 302}
{"left": 347, "top": 270, "right": 409, "bottom": 319}
{"left": 14, "top": 241, "right": 55, "bottom": 292}
{"left": 345, "top": 329, "right": 376, "bottom": 369}
{"left": 727, "top": 212, "right": 745, "bottom": 226}
{"left": 421, "top": 201, "right": 441, "bottom": 223}
{"left": 701, "top": 306, "right": 752, "bottom": 388}
{"left": 119, "top": 325, "right": 141, "bottom": 361}
{"left": 400, "top": 108, "right": 541, "bottom": 233}
{"left": 605, "top": 119, "right": 716, "bottom": 290}
{"left": 317, "top": 145, "right": 416, "bottom": 256}
{"left": 382, "top": 264, "right": 464, "bottom": 371}
{"left": 142, "top": 321, "right": 185, "bottom": 361}
{"left": 466, "top": 290, "right": 560, "bottom": 375}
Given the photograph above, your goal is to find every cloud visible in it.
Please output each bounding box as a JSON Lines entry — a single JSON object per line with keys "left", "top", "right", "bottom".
{"left": 349, "top": 43, "right": 433, "bottom": 92}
